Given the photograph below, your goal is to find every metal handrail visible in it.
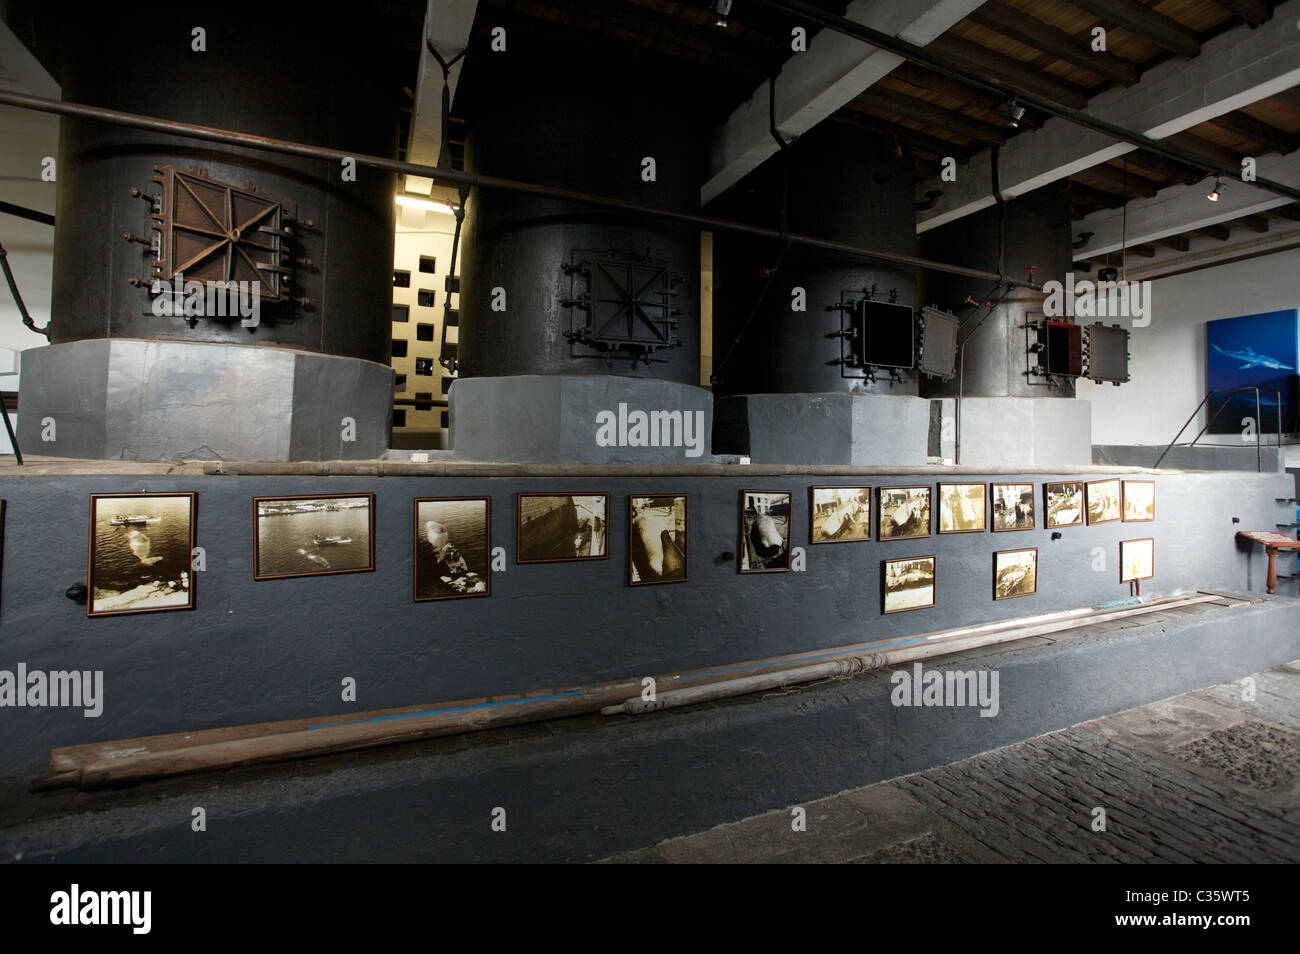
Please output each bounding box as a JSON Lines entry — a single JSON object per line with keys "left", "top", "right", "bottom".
{"left": 1154, "top": 386, "right": 1284, "bottom": 471}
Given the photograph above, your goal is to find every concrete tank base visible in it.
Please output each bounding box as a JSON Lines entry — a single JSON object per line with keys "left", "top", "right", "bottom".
{"left": 449, "top": 375, "right": 714, "bottom": 464}
{"left": 16, "top": 339, "right": 393, "bottom": 461}
{"left": 938, "top": 397, "right": 1093, "bottom": 468}
{"left": 714, "top": 393, "right": 933, "bottom": 466}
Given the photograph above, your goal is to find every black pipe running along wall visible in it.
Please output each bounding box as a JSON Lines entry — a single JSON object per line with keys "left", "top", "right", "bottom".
{"left": 710, "top": 122, "right": 919, "bottom": 396}
{"left": 29, "top": 4, "right": 402, "bottom": 364}
{"left": 454, "top": 32, "right": 705, "bottom": 385}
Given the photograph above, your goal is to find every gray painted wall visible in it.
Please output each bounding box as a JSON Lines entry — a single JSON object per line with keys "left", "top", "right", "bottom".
{"left": 0, "top": 468, "right": 1291, "bottom": 779}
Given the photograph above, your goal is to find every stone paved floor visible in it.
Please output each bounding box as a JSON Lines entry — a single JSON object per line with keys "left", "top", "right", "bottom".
{"left": 601, "top": 660, "right": 1300, "bottom": 863}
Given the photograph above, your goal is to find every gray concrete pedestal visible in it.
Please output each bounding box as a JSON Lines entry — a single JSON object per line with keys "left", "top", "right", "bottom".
{"left": 449, "top": 375, "right": 714, "bottom": 464}
{"left": 17, "top": 339, "right": 393, "bottom": 461}
{"left": 714, "top": 392, "right": 933, "bottom": 466}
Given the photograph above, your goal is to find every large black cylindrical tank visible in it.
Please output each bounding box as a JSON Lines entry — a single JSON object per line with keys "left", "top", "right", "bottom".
{"left": 456, "top": 46, "right": 703, "bottom": 384}
{"left": 919, "top": 187, "right": 1075, "bottom": 399}
{"left": 711, "top": 122, "right": 919, "bottom": 396}
{"left": 47, "top": 6, "right": 398, "bottom": 365}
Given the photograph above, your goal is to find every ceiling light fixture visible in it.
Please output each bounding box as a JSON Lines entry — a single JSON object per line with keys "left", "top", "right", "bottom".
{"left": 1006, "top": 100, "right": 1026, "bottom": 130}
{"left": 1206, "top": 177, "right": 1225, "bottom": 202}
{"left": 713, "top": 0, "right": 732, "bottom": 29}
{"left": 395, "top": 194, "right": 456, "bottom": 215}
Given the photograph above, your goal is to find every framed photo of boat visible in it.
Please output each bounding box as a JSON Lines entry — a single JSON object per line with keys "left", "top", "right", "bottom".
{"left": 414, "top": 497, "right": 491, "bottom": 600}
{"left": 1043, "top": 481, "right": 1084, "bottom": 529}
{"left": 740, "top": 490, "right": 792, "bottom": 572}
{"left": 882, "top": 555, "right": 936, "bottom": 613}
{"left": 809, "top": 486, "right": 871, "bottom": 544}
{"left": 629, "top": 494, "right": 688, "bottom": 585}
{"left": 937, "top": 482, "right": 986, "bottom": 533}
{"left": 517, "top": 493, "right": 608, "bottom": 563}
{"left": 253, "top": 493, "right": 375, "bottom": 580}
{"left": 87, "top": 493, "right": 196, "bottom": 617}
{"left": 1120, "top": 537, "right": 1155, "bottom": 583}
{"left": 1086, "top": 478, "right": 1121, "bottom": 525}
{"left": 993, "top": 547, "right": 1038, "bottom": 600}
{"left": 878, "top": 485, "right": 931, "bottom": 541}
{"left": 991, "top": 483, "right": 1035, "bottom": 532}
{"left": 1122, "top": 480, "right": 1155, "bottom": 522}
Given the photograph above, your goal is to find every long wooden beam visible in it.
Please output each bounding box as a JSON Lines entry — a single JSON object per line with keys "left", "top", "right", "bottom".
{"left": 856, "top": 86, "right": 1009, "bottom": 146}
{"left": 926, "top": 33, "right": 1091, "bottom": 109}
{"left": 1205, "top": 110, "right": 1299, "bottom": 155}
{"left": 1068, "top": 0, "right": 1200, "bottom": 59}
{"left": 1213, "top": 0, "right": 1273, "bottom": 27}
{"left": 967, "top": 1, "right": 1140, "bottom": 85}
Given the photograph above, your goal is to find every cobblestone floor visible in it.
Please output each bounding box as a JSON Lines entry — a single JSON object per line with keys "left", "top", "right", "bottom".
{"left": 601, "top": 660, "right": 1300, "bottom": 863}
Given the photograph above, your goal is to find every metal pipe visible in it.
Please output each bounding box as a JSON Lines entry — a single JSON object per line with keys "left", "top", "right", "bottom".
{"left": 0, "top": 200, "right": 54, "bottom": 227}
{"left": 0, "top": 90, "right": 1039, "bottom": 290}
{"left": 748, "top": 0, "right": 1300, "bottom": 204}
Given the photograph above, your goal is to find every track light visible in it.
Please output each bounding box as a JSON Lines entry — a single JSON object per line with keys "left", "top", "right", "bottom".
{"left": 1206, "top": 177, "right": 1225, "bottom": 202}
{"left": 1006, "top": 100, "right": 1026, "bottom": 129}
{"left": 713, "top": 0, "right": 732, "bottom": 29}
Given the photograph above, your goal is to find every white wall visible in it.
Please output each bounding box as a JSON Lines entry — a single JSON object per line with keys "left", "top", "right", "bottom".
{"left": 1078, "top": 246, "right": 1300, "bottom": 463}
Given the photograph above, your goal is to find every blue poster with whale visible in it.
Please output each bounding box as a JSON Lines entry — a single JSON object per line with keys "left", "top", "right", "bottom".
{"left": 1205, "top": 309, "right": 1299, "bottom": 434}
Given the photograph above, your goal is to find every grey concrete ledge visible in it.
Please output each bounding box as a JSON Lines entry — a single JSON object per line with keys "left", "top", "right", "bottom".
{"left": 0, "top": 455, "right": 1271, "bottom": 478}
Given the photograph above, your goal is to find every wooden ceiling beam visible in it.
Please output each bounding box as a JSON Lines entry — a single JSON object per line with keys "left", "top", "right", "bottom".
{"left": 1078, "top": 162, "right": 1159, "bottom": 197}
{"left": 1067, "top": 180, "right": 1128, "bottom": 210}
{"left": 1128, "top": 243, "right": 1158, "bottom": 258}
{"left": 966, "top": 2, "right": 1140, "bottom": 86}
{"left": 1211, "top": 0, "right": 1273, "bottom": 28}
{"left": 854, "top": 87, "right": 1009, "bottom": 147}
{"left": 1205, "top": 110, "right": 1299, "bottom": 155}
{"left": 1066, "top": 0, "right": 1200, "bottom": 59}
{"left": 1120, "top": 148, "right": 1203, "bottom": 185}
{"left": 830, "top": 112, "right": 976, "bottom": 164}
{"left": 1155, "top": 234, "right": 1191, "bottom": 251}
{"left": 1191, "top": 224, "right": 1232, "bottom": 241}
{"left": 1224, "top": 214, "right": 1271, "bottom": 233}
{"left": 925, "top": 34, "right": 1091, "bottom": 109}
{"left": 1264, "top": 203, "right": 1300, "bottom": 221}
{"left": 1160, "top": 130, "right": 1244, "bottom": 171}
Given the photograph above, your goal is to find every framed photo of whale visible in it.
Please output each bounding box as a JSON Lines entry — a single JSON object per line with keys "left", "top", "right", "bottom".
{"left": 937, "top": 482, "right": 986, "bottom": 534}
{"left": 253, "top": 493, "right": 375, "bottom": 581}
{"left": 415, "top": 497, "right": 491, "bottom": 600}
{"left": 878, "top": 485, "right": 931, "bottom": 541}
{"left": 629, "top": 495, "right": 688, "bottom": 585}
{"left": 1043, "top": 481, "right": 1083, "bottom": 528}
{"left": 809, "top": 486, "right": 871, "bottom": 544}
{"left": 740, "top": 490, "right": 792, "bottom": 572}
{"left": 87, "top": 493, "right": 196, "bottom": 617}
{"left": 882, "top": 555, "right": 936, "bottom": 613}
{"left": 517, "top": 493, "right": 609, "bottom": 563}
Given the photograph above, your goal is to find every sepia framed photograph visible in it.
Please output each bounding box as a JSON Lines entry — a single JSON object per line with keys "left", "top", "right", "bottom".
{"left": 1120, "top": 537, "right": 1155, "bottom": 583}
{"left": 517, "top": 493, "right": 608, "bottom": 563}
{"left": 88, "top": 492, "right": 196, "bottom": 617}
{"left": 810, "top": 486, "right": 872, "bottom": 543}
{"left": 994, "top": 547, "right": 1038, "bottom": 600}
{"left": 991, "top": 483, "right": 1035, "bottom": 532}
{"left": 1122, "top": 480, "right": 1156, "bottom": 522}
{"left": 253, "top": 493, "right": 375, "bottom": 580}
{"left": 1086, "top": 478, "right": 1122, "bottom": 525}
{"left": 938, "top": 482, "right": 987, "bottom": 533}
{"left": 878, "top": 485, "right": 932, "bottom": 541}
{"left": 882, "top": 555, "right": 936, "bottom": 614}
{"left": 740, "top": 490, "right": 792, "bottom": 572}
{"left": 629, "top": 494, "right": 688, "bottom": 585}
{"left": 414, "top": 497, "right": 491, "bottom": 601}
{"left": 1044, "top": 481, "right": 1084, "bottom": 529}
